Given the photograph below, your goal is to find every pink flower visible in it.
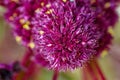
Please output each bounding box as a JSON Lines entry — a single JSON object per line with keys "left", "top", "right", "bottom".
{"left": 31, "top": 0, "right": 112, "bottom": 71}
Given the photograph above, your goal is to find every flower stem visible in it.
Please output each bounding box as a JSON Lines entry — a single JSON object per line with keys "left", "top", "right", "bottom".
{"left": 93, "top": 60, "right": 106, "bottom": 80}
{"left": 0, "top": 0, "right": 4, "bottom": 6}
{"left": 52, "top": 70, "right": 59, "bottom": 80}
{"left": 14, "top": 48, "right": 36, "bottom": 80}
{"left": 82, "top": 59, "right": 106, "bottom": 80}
{"left": 82, "top": 68, "right": 89, "bottom": 80}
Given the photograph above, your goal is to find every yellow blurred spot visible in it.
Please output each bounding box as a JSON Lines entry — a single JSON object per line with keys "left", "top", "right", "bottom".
{"left": 108, "top": 27, "right": 114, "bottom": 36}
{"left": 9, "top": 16, "right": 14, "bottom": 21}
{"left": 26, "top": 21, "right": 30, "bottom": 25}
{"left": 45, "top": 9, "right": 53, "bottom": 14}
{"left": 46, "top": 4, "right": 51, "bottom": 8}
{"left": 101, "top": 50, "right": 108, "bottom": 57}
{"left": 11, "top": 0, "right": 19, "bottom": 3}
{"left": 39, "top": 30, "right": 44, "bottom": 35}
{"left": 63, "top": 0, "right": 67, "bottom": 2}
{"left": 46, "top": 10, "right": 51, "bottom": 14}
{"left": 15, "top": 36, "right": 22, "bottom": 43}
{"left": 13, "top": 13, "right": 17, "bottom": 17}
{"left": 35, "top": 8, "right": 41, "bottom": 13}
{"left": 41, "top": 2, "right": 44, "bottom": 6}
{"left": 23, "top": 24, "right": 30, "bottom": 30}
{"left": 9, "top": 13, "right": 17, "bottom": 21}
{"left": 28, "top": 42, "right": 35, "bottom": 49}
{"left": 91, "top": 0, "right": 96, "bottom": 4}
{"left": 20, "top": 19, "right": 25, "bottom": 24}
{"left": 22, "top": 21, "right": 30, "bottom": 30}
{"left": 104, "top": 2, "right": 111, "bottom": 8}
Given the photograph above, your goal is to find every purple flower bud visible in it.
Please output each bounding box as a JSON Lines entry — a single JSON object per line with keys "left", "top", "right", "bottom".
{"left": 91, "top": 0, "right": 119, "bottom": 28}
{"left": 31, "top": 0, "right": 112, "bottom": 71}
{"left": 4, "top": 0, "right": 38, "bottom": 46}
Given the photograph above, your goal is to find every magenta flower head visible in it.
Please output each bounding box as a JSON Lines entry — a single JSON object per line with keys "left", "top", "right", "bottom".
{"left": 3, "top": 0, "right": 38, "bottom": 46}
{"left": 2, "top": 0, "right": 114, "bottom": 71}
{"left": 31, "top": 0, "right": 112, "bottom": 71}
{"left": 91, "top": 0, "right": 119, "bottom": 28}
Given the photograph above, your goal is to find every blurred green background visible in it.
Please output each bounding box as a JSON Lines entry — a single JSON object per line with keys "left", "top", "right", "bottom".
{"left": 0, "top": 6, "right": 120, "bottom": 80}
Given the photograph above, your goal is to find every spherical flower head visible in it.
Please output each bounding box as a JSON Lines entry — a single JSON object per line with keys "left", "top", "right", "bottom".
{"left": 31, "top": 0, "right": 112, "bottom": 71}
{"left": 91, "top": 0, "right": 119, "bottom": 28}
{"left": 4, "top": 0, "right": 39, "bottom": 46}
